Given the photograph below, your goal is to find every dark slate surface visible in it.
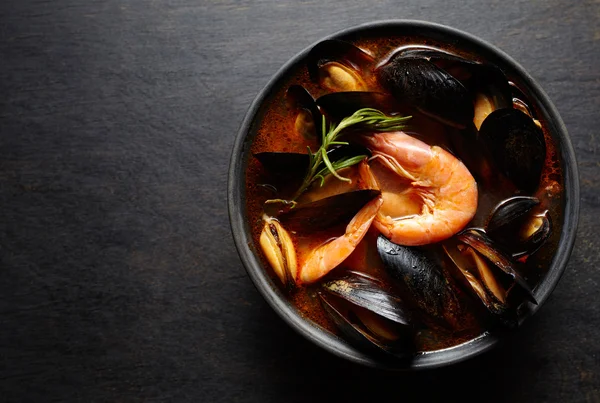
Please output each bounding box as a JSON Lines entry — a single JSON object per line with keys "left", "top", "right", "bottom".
{"left": 0, "top": 0, "right": 599, "bottom": 401}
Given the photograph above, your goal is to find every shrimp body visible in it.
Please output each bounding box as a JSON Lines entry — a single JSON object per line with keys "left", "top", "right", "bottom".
{"left": 362, "top": 131, "right": 478, "bottom": 246}
{"left": 299, "top": 195, "right": 383, "bottom": 284}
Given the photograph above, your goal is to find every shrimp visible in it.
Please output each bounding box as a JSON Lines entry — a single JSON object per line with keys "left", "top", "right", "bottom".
{"left": 299, "top": 195, "right": 383, "bottom": 284}
{"left": 361, "top": 131, "right": 478, "bottom": 246}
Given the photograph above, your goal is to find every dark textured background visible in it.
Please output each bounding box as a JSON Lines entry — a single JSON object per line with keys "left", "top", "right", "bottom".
{"left": 0, "top": 0, "right": 599, "bottom": 402}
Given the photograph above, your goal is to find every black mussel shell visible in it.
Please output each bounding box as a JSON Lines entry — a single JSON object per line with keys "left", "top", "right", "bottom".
{"left": 286, "top": 85, "right": 316, "bottom": 111}
{"left": 513, "top": 212, "right": 552, "bottom": 260}
{"left": 510, "top": 82, "right": 537, "bottom": 118}
{"left": 443, "top": 243, "right": 518, "bottom": 328}
{"left": 395, "top": 48, "right": 478, "bottom": 81}
{"left": 323, "top": 271, "right": 411, "bottom": 326}
{"left": 316, "top": 91, "right": 400, "bottom": 121}
{"left": 254, "top": 144, "right": 369, "bottom": 176}
{"left": 279, "top": 189, "right": 380, "bottom": 233}
{"left": 286, "top": 85, "right": 322, "bottom": 138}
{"left": 376, "top": 235, "right": 462, "bottom": 328}
{"left": 378, "top": 55, "right": 473, "bottom": 128}
{"left": 398, "top": 49, "right": 511, "bottom": 104}
{"left": 254, "top": 151, "right": 309, "bottom": 174}
{"left": 318, "top": 292, "right": 412, "bottom": 357}
{"left": 457, "top": 228, "right": 537, "bottom": 305}
{"left": 486, "top": 196, "right": 540, "bottom": 233}
{"left": 254, "top": 151, "right": 310, "bottom": 177}
{"left": 307, "top": 40, "right": 374, "bottom": 83}
{"left": 479, "top": 108, "right": 546, "bottom": 193}
{"left": 470, "top": 64, "right": 513, "bottom": 119}
{"left": 469, "top": 65, "right": 513, "bottom": 139}
{"left": 450, "top": 123, "right": 498, "bottom": 185}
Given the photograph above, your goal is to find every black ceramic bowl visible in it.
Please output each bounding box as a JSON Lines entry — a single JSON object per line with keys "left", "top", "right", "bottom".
{"left": 228, "top": 20, "right": 579, "bottom": 369}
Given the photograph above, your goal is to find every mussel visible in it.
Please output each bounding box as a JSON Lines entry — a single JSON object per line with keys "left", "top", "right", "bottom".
{"left": 486, "top": 196, "right": 540, "bottom": 233}
{"left": 479, "top": 108, "right": 546, "bottom": 193}
{"left": 378, "top": 54, "right": 473, "bottom": 128}
{"left": 316, "top": 91, "right": 400, "bottom": 121}
{"left": 442, "top": 195, "right": 551, "bottom": 323}
{"left": 443, "top": 241, "right": 517, "bottom": 328}
{"left": 471, "top": 64, "right": 513, "bottom": 130}
{"left": 378, "top": 48, "right": 513, "bottom": 130}
{"left": 320, "top": 271, "right": 412, "bottom": 356}
{"left": 253, "top": 151, "right": 309, "bottom": 175}
{"left": 509, "top": 82, "right": 539, "bottom": 121}
{"left": 457, "top": 228, "right": 537, "bottom": 305}
{"left": 286, "top": 85, "right": 322, "bottom": 139}
{"left": 253, "top": 144, "right": 369, "bottom": 178}
{"left": 279, "top": 189, "right": 380, "bottom": 233}
{"left": 259, "top": 216, "right": 297, "bottom": 288}
{"left": 449, "top": 123, "right": 499, "bottom": 186}
{"left": 485, "top": 196, "right": 552, "bottom": 260}
{"left": 513, "top": 211, "right": 552, "bottom": 260}
{"left": 307, "top": 40, "right": 375, "bottom": 92}
{"left": 323, "top": 271, "right": 410, "bottom": 325}
{"left": 376, "top": 235, "right": 464, "bottom": 329}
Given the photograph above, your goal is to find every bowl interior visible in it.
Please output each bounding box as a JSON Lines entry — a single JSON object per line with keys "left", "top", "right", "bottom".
{"left": 228, "top": 20, "right": 580, "bottom": 370}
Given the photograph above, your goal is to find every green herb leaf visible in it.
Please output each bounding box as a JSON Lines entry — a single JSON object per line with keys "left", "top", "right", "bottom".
{"left": 290, "top": 108, "right": 411, "bottom": 200}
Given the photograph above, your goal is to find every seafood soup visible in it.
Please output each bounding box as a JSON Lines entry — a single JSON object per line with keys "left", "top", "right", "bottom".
{"left": 245, "top": 35, "right": 563, "bottom": 355}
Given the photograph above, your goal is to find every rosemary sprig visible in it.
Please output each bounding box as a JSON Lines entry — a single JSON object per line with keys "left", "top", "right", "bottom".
{"left": 290, "top": 108, "right": 411, "bottom": 200}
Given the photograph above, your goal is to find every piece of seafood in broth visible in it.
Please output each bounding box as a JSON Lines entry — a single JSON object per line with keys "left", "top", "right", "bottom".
{"left": 307, "top": 40, "right": 376, "bottom": 92}
{"left": 443, "top": 240, "right": 518, "bottom": 327}
{"left": 259, "top": 216, "right": 298, "bottom": 288}
{"left": 377, "top": 50, "right": 473, "bottom": 128}
{"left": 479, "top": 108, "right": 546, "bottom": 193}
{"left": 359, "top": 131, "right": 478, "bottom": 246}
{"left": 484, "top": 196, "right": 552, "bottom": 260}
{"left": 286, "top": 85, "right": 321, "bottom": 139}
{"left": 376, "top": 235, "right": 467, "bottom": 330}
{"left": 458, "top": 229, "right": 537, "bottom": 305}
{"left": 316, "top": 91, "right": 401, "bottom": 121}
{"left": 319, "top": 271, "right": 413, "bottom": 355}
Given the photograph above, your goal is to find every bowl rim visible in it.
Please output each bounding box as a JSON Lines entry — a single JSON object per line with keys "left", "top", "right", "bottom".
{"left": 227, "top": 19, "right": 580, "bottom": 370}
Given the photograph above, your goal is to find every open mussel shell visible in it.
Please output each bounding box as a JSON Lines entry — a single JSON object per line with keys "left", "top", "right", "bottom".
{"left": 318, "top": 292, "right": 412, "bottom": 357}
{"left": 316, "top": 91, "right": 400, "bottom": 121}
{"left": 479, "top": 108, "right": 546, "bottom": 193}
{"left": 513, "top": 211, "right": 552, "bottom": 260}
{"left": 286, "top": 84, "right": 317, "bottom": 111}
{"left": 254, "top": 143, "right": 369, "bottom": 177}
{"left": 484, "top": 197, "right": 552, "bottom": 260}
{"left": 457, "top": 228, "right": 537, "bottom": 305}
{"left": 376, "top": 235, "right": 462, "bottom": 328}
{"left": 307, "top": 40, "right": 374, "bottom": 91}
{"left": 253, "top": 151, "right": 309, "bottom": 175}
{"left": 377, "top": 54, "right": 473, "bottom": 128}
{"left": 259, "top": 216, "right": 297, "bottom": 288}
{"left": 471, "top": 64, "right": 513, "bottom": 130}
{"left": 509, "top": 82, "right": 537, "bottom": 119}
{"left": 448, "top": 123, "right": 501, "bottom": 188}
{"left": 279, "top": 189, "right": 380, "bottom": 233}
{"left": 486, "top": 196, "right": 540, "bottom": 233}
{"left": 396, "top": 48, "right": 477, "bottom": 75}
{"left": 443, "top": 243, "right": 518, "bottom": 328}
{"left": 397, "top": 49, "right": 511, "bottom": 103}
{"left": 322, "top": 271, "right": 410, "bottom": 326}
{"left": 286, "top": 85, "right": 322, "bottom": 138}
